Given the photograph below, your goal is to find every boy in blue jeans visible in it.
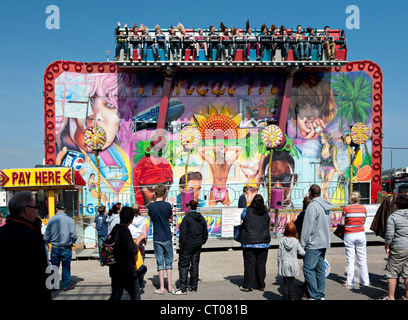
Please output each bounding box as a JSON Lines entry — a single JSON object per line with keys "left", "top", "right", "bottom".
{"left": 148, "top": 184, "right": 174, "bottom": 294}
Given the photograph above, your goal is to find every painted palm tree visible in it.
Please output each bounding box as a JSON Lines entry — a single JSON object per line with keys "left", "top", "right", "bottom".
{"left": 332, "top": 73, "right": 372, "bottom": 130}
{"left": 332, "top": 73, "right": 373, "bottom": 191}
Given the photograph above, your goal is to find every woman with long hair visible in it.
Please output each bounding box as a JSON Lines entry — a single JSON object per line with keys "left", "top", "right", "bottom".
{"left": 239, "top": 194, "right": 271, "bottom": 292}
{"left": 317, "top": 132, "right": 343, "bottom": 201}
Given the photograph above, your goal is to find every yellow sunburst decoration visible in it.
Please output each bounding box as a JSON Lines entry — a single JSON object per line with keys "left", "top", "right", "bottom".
{"left": 194, "top": 103, "right": 247, "bottom": 140}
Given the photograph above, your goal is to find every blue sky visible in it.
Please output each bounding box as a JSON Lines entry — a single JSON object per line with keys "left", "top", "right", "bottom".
{"left": 0, "top": 0, "right": 406, "bottom": 170}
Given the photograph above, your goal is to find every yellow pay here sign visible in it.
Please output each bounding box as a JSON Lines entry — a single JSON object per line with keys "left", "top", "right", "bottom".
{"left": 0, "top": 167, "right": 73, "bottom": 189}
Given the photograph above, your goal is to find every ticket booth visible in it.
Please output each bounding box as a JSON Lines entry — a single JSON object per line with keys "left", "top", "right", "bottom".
{"left": 0, "top": 166, "right": 86, "bottom": 219}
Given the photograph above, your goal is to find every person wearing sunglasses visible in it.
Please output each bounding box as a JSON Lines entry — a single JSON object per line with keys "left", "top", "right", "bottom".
{"left": 260, "top": 150, "right": 298, "bottom": 208}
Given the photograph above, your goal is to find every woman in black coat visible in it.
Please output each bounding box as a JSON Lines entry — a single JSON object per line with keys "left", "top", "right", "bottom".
{"left": 239, "top": 194, "right": 271, "bottom": 292}
{"left": 109, "top": 206, "right": 146, "bottom": 300}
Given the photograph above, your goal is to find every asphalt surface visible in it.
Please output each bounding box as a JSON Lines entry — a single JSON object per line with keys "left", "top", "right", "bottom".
{"left": 51, "top": 240, "right": 406, "bottom": 302}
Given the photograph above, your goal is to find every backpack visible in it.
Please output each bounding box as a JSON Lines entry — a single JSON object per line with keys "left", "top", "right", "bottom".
{"left": 100, "top": 233, "right": 117, "bottom": 266}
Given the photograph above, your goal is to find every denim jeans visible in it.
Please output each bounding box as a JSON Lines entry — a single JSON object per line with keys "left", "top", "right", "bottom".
{"left": 299, "top": 42, "right": 311, "bottom": 58}
{"left": 155, "top": 41, "right": 168, "bottom": 58}
{"left": 170, "top": 42, "right": 181, "bottom": 57}
{"left": 233, "top": 44, "right": 245, "bottom": 59}
{"left": 289, "top": 44, "right": 299, "bottom": 60}
{"left": 208, "top": 42, "right": 222, "bottom": 60}
{"left": 280, "top": 43, "right": 289, "bottom": 59}
{"left": 153, "top": 239, "right": 173, "bottom": 271}
{"left": 115, "top": 42, "right": 128, "bottom": 58}
{"left": 313, "top": 44, "right": 322, "bottom": 57}
{"left": 302, "top": 248, "right": 326, "bottom": 300}
{"left": 50, "top": 247, "right": 72, "bottom": 290}
{"left": 129, "top": 43, "right": 141, "bottom": 58}
{"left": 296, "top": 42, "right": 311, "bottom": 58}
{"left": 148, "top": 43, "right": 158, "bottom": 57}
{"left": 97, "top": 235, "right": 108, "bottom": 266}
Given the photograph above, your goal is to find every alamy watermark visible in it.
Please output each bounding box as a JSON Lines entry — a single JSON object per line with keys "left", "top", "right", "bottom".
{"left": 45, "top": 265, "right": 61, "bottom": 290}
{"left": 345, "top": 5, "right": 360, "bottom": 30}
{"left": 44, "top": 4, "right": 359, "bottom": 31}
{"left": 45, "top": 5, "right": 60, "bottom": 30}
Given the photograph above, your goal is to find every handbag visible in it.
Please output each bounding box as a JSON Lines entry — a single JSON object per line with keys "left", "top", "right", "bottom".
{"left": 333, "top": 224, "right": 345, "bottom": 240}
{"left": 100, "top": 233, "right": 117, "bottom": 265}
{"left": 234, "top": 224, "right": 242, "bottom": 243}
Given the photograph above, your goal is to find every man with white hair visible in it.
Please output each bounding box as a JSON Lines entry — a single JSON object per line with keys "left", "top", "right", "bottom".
{"left": 0, "top": 191, "right": 51, "bottom": 300}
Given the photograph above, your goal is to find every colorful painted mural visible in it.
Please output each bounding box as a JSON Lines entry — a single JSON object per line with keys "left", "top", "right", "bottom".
{"left": 45, "top": 61, "right": 382, "bottom": 226}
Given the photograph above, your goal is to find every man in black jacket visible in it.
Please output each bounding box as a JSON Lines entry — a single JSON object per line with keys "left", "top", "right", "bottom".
{"left": 173, "top": 200, "right": 208, "bottom": 295}
{"left": 0, "top": 191, "right": 51, "bottom": 300}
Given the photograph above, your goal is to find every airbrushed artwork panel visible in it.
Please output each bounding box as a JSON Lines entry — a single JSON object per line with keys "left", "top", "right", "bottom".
{"left": 52, "top": 68, "right": 375, "bottom": 217}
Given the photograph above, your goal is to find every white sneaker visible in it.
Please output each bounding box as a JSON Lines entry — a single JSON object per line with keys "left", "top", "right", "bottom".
{"left": 172, "top": 288, "right": 187, "bottom": 295}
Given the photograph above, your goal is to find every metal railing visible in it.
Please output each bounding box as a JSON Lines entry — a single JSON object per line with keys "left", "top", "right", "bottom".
{"left": 81, "top": 180, "right": 360, "bottom": 213}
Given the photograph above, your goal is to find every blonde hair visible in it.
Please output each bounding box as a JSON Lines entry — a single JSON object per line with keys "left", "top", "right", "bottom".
{"left": 350, "top": 191, "right": 361, "bottom": 204}
{"left": 176, "top": 23, "right": 185, "bottom": 34}
{"left": 132, "top": 203, "right": 140, "bottom": 216}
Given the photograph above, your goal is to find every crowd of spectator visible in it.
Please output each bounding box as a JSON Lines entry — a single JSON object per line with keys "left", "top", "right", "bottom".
{"left": 114, "top": 21, "right": 346, "bottom": 63}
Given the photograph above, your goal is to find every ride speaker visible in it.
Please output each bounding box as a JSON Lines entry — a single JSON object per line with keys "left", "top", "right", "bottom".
{"left": 180, "top": 190, "right": 194, "bottom": 212}
{"left": 351, "top": 182, "right": 371, "bottom": 204}
{"left": 270, "top": 188, "right": 284, "bottom": 209}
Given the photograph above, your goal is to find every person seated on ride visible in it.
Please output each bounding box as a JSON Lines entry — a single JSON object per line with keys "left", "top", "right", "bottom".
{"left": 220, "top": 22, "right": 233, "bottom": 61}
{"left": 177, "top": 23, "right": 195, "bottom": 60}
{"left": 294, "top": 25, "right": 311, "bottom": 60}
{"left": 284, "top": 27, "right": 300, "bottom": 61}
{"left": 207, "top": 24, "right": 222, "bottom": 61}
{"left": 307, "top": 27, "right": 322, "bottom": 60}
{"left": 194, "top": 28, "right": 208, "bottom": 59}
{"left": 320, "top": 26, "right": 337, "bottom": 60}
{"left": 245, "top": 20, "right": 260, "bottom": 60}
{"left": 232, "top": 26, "right": 246, "bottom": 61}
{"left": 279, "top": 25, "right": 290, "bottom": 61}
{"left": 270, "top": 24, "right": 281, "bottom": 61}
{"left": 168, "top": 25, "right": 181, "bottom": 60}
{"left": 259, "top": 23, "right": 272, "bottom": 59}
{"left": 115, "top": 21, "right": 129, "bottom": 61}
{"left": 154, "top": 24, "right": 168, "bottom": 60}
{"left": 140, "top": 24, "right": 155, "bottom": 60}
{"left": 129, "top": 24, "right": 143, "bottom": 61}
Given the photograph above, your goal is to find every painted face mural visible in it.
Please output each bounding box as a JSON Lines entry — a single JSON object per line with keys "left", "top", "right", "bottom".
{"left": 53, "top": 68, "right": 374, "bottom": 215}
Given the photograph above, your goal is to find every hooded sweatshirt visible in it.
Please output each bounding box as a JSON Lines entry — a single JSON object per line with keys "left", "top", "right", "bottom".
{"left": 179, "top": 210, "right": 208, "bottom": 248}
{"left": 300, "top": 197, "right": 332, "bottom": 250}
{"left": 129, "top": 215, "right": 147, "bottom": 239}
{"left": 277, "top": 236, "right": 305, "bottom": 277}
{"left": 385, "top": 208, "right": 408, "bottom": 249}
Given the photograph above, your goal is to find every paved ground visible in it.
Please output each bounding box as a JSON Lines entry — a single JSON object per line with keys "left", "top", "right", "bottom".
{"left": 51, "top": 241, "right": 406, "bottom": 302}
